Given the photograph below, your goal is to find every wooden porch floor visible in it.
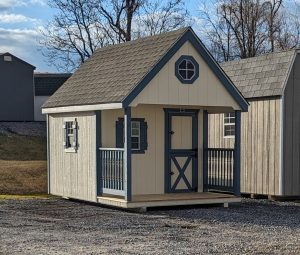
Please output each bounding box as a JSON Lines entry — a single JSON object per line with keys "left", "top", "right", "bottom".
{"left": 97, "top": 192, "right": 241, "bottom": 209}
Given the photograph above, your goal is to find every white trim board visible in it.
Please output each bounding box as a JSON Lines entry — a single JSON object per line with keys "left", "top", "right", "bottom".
{"left": 42, "top": 103, "right": 123, "bottom": 114}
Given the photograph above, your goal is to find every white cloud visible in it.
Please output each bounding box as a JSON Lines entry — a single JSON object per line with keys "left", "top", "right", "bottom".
{"left": 0, "top": 27, "right": 55, "bottom": 71}
{"left": 0, "top": 13, "right": 37, "bottom": 23}
{"left": 0, "top": 0, "right": 46, "bottom": 11}
{"left": 0, "top": 27, "right": 39, "bottom": 55}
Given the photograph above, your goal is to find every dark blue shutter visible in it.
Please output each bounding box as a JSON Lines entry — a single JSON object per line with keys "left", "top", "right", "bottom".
{"left": 140, "top": 120, "right": 148, "bottom": 151}
{"left": 116, "top": 118, "right": 124, "bottom": 148}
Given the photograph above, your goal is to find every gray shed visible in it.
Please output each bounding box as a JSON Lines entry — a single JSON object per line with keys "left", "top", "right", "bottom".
{"left": 0, "top": 53, "right": 35, "bottom": 121}
{"left": 209, "top": 49, "right": 300, "bottom": 198}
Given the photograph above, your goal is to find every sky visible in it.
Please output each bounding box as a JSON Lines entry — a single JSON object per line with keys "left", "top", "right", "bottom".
{"left": 0, "top": 0, "right": 199, "bottom": 72}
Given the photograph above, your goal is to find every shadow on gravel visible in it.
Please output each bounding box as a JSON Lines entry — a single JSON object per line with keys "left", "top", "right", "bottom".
{"left": 148, "top": 198, "right": 300, "bottom": 229}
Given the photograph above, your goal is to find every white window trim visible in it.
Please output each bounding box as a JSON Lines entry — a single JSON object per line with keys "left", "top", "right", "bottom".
{"left": 64, "top": 118, "right": 78, "bottom": 153}
{"left": 131, "top": 121, "right": 141, "bottom": 151}
{"left": 224, "top": 113, "right": 235, "bottom": 138}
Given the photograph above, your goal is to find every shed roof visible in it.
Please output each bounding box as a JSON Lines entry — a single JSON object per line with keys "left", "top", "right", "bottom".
{"left": 0, "top": 52, "right": 36, "bottom": 69}
{"left": 43, "top": 27, "right": 248, "bottom": 111}
{"left": 220, "top": 50, "right": 297, "bottom": 99}
{"left": 34, "top": 73, "right": 71, "bottom": 96}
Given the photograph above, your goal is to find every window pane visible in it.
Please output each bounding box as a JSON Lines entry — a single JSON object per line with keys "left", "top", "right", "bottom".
{"left": 225, "top": 125, "right": 235, "bottom": 136}
{"left": 179, "top": 60, "right": 186, "bottom": 69}
{"left": 132, "top": 142, "right": 139, "bottom": 149}
{"left": 179, "top": 69, "right": 186, "bottom": 79}
{"left": 187, "top": 60, "right": 194, "bottom": 69}
{"left": 132, "top": 137, "right": 139, "bottom": 143}
{"left": 187, "top": 70, "right": 194, "bottom": 79}
{"left": 132, "top": 128, "right": 139, "bottom": 136}
{"left": 132, "top": 121, "right": 139, "bottom": 129}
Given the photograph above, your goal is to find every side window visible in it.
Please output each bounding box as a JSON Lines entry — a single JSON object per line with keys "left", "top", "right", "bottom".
{"left": 63, "top": 119, "right": 78, "bottom": 151}
{"left": 131, "top": 121, "right": 140, "bottom": 150}
{"left": 224, "top": 112, "right": 235, "bottom": 138}
{"left": 116, "top": 118, "right": 148, "bottom": 153}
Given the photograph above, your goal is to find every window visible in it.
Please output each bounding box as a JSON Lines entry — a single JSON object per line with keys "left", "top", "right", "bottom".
{"left": 178, "top": 59, "right": 195, "bottom": 80}
{"left": 116, "top": 118, "right": 148, "bottom": 153}
{"left": 131, "top": 121, "right": 140, "bottom": 150}
{"left": 224, "top": 113, "right": 235, "bottom": 137}
{"left": 63, "top": 119, "right": 78, "bottom": 151}
{"left": 175, "top": 55, "right": 199, "bottom": 84}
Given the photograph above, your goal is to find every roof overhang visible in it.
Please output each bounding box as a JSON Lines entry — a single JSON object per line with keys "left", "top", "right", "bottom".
{"left": 42, "top": 103, "right": 123, "bottom": 114}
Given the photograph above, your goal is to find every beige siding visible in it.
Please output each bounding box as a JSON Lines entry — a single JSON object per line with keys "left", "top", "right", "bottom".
{"left": 208, "top": 98, "right": 282, "bottom": 196}
{"left": 102, "top": 105, "right": 203, "bottom": 195}
{"left": 130, "top": 41, "right": 241, "bottom": 110}
{"left": 49, "top": 111, "right": 97, "bottom": 202}
{"left": 283, "top": 55, "right": 300, "bottom": 196}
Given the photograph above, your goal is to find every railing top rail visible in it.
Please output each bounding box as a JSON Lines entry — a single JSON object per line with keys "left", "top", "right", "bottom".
{"left": 99, "top": 147, "right": 125, "bottom": 151}
{"left": 207, "top": 148, "right": 234, "bottom": 152}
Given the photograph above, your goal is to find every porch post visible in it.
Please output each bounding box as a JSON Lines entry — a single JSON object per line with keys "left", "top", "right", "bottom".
{"left": 96, "top": 111, "right": 102, "bottom": 197}
{"left": 203, "top": 110, "right": 208, "bottom": 192}
{"left": 234, "top": 110, "right": 241, "bottom": 196}
{"left": 124, "top": 107, "right": 132, "bottom": 201}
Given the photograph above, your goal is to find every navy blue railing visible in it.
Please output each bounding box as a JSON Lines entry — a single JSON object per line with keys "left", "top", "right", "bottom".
{"left": 205, "top": 148, "right": 234, "bottom": 193}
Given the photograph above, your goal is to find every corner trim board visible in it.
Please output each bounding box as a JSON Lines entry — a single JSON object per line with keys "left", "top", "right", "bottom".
{"left": 46, "top": 114, "right": 51, "bottom": 194}
{"left": 96, "top": 111, "right": 102, "bottom": 197}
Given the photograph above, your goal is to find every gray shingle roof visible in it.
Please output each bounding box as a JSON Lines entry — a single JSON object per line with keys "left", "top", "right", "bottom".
{"left": 220, "top": 50, "right": 297, "bottom": 99}
{"left": 43, "top": 28, "right": 189, "bottom": 108}
{"left": 34, "top": 73, "right": 71, "bottom": 96}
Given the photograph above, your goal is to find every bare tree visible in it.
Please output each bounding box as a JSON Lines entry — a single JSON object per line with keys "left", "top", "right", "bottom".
{"left": 198, "top": 0, "right": 300, "bottom": 62}
{"left": 263, "top": 0, "right": 283, "bottom": 52}
{"left": 137, "top": 0, "right": 188, "bottom": 37}
{"left": 98, "top": 0, "right": 142, "bottom": 42}
{"left": 40, "top": 0, "right": 188, "bottom": 71}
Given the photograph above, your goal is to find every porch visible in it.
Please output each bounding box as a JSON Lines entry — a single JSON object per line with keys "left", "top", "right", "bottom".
{"left": 97, "top": 192, "right": 241, "bottom": 209}
{"left": 96, "top": 107, "right": 241, "bottom": 209}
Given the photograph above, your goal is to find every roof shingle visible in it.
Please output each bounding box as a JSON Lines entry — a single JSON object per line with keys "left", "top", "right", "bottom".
{"left": 34, "top": 73, "right": 71, "bottom": 96}
{"left": 43, "top": 28, "right": 188, "bottom": 108}
{"left": 221, "top": 50, "right": 296, "bottom": 99}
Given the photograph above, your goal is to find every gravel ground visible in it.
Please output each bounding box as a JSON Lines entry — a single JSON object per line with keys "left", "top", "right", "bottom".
{"left": 0, "top": 198, "right": 299, "bottom": 255}
{"left": 0, "top": 122, "right": 46, "bottom": 137}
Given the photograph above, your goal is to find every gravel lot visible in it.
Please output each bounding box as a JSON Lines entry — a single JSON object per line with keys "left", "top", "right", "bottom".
{"left": 0, "top": 198, "right": 299, "bottom": 255}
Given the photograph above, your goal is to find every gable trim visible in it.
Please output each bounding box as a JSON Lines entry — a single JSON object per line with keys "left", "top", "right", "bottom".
{"left": 122, "top": 29, "right": 248, "bottom": 112}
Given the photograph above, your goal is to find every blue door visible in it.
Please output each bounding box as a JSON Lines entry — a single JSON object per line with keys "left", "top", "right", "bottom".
{"left": 165, "top": 109, "right": 199, "bottom": 193}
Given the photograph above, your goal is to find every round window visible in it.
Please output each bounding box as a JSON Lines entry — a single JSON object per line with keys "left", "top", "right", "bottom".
{"left": 175, "top": 55, "right": 199, "bottom": 84}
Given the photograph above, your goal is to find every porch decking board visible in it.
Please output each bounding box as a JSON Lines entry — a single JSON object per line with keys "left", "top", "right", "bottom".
{"left": 97, "top": 192, "right": 241, "bottom": 209}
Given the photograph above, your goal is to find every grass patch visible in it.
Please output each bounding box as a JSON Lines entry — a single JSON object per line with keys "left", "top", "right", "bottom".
{"left": 0, "top": 134, "right": 46, "bottom": 161}
{"left": 0, "top": 194, "right": 52, "bottom": 200}
{"left": 0, "top": 160, "right": 47, "bottom": 195}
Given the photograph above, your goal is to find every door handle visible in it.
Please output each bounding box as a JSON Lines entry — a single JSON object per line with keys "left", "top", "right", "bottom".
{"left": 169, "top": 131, "right": 174, "bottom": 135}
{"left": 170, "top": 171, "right": 174, "bottom": 175}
